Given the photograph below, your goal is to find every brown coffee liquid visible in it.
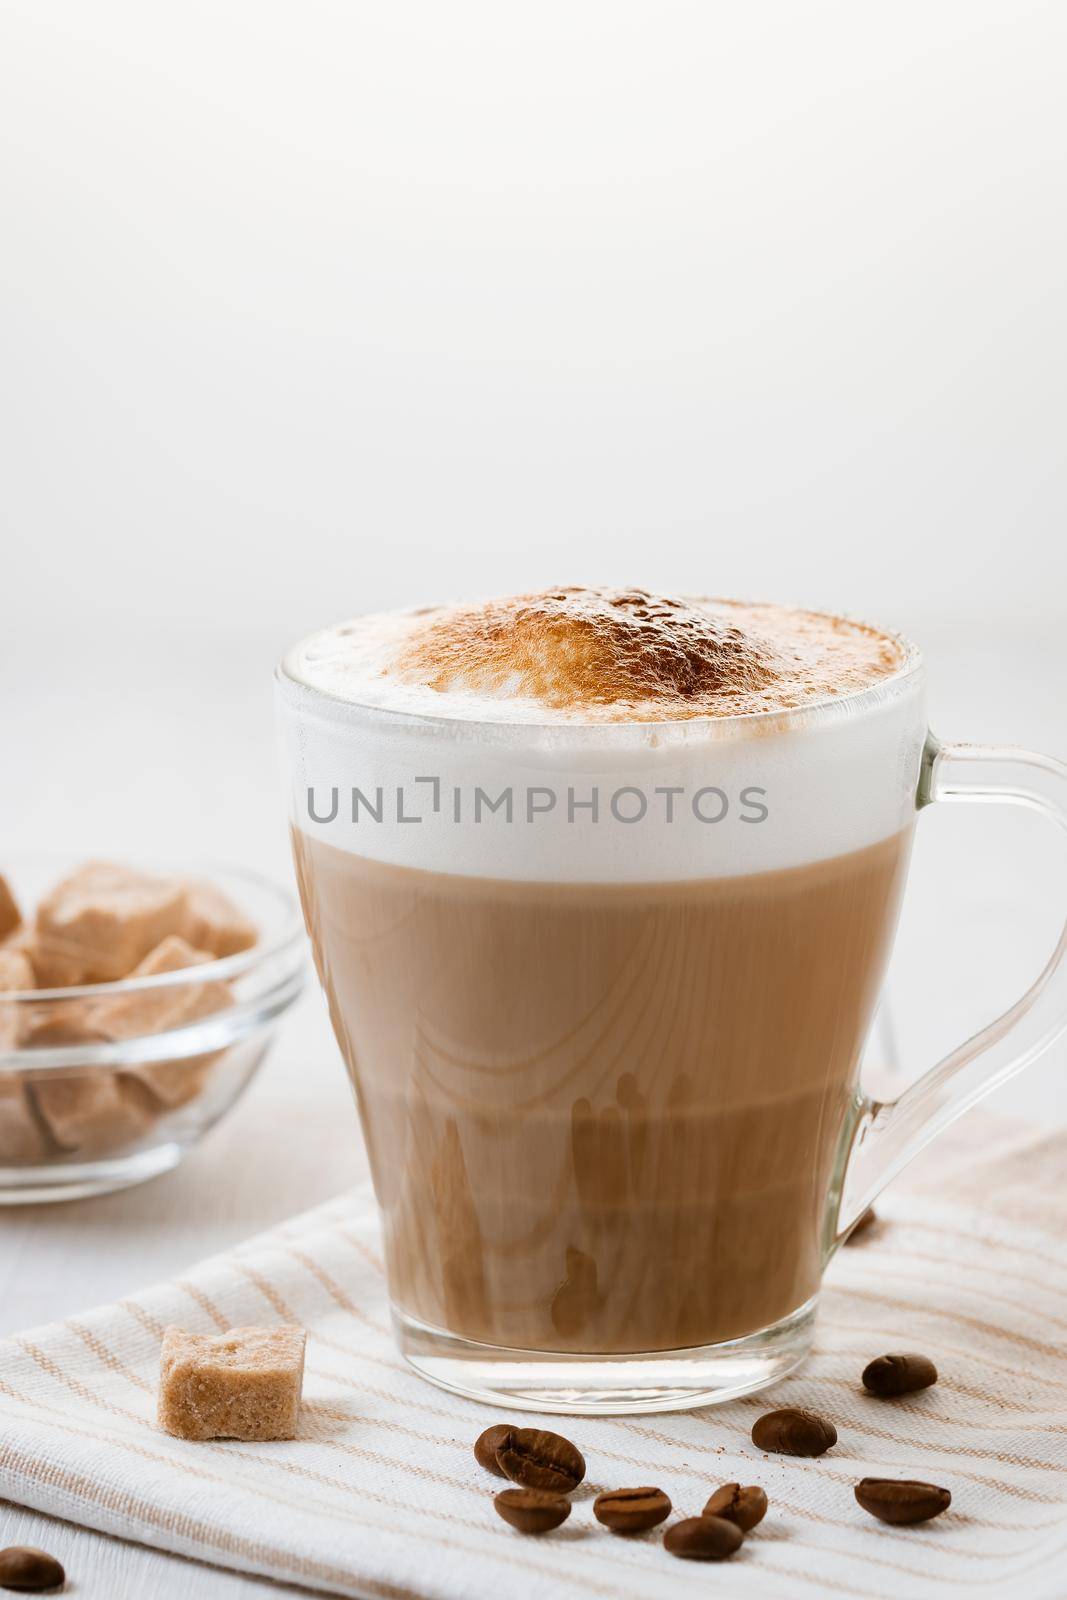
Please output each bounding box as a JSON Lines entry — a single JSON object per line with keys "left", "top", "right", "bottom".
{"left": 294, "top": 829, "right": 912, "bottom": 1353}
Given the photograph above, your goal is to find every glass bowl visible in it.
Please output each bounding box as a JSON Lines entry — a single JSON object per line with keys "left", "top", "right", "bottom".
{"left": 0, "top": 856, "right": 305, "bottom": 1203}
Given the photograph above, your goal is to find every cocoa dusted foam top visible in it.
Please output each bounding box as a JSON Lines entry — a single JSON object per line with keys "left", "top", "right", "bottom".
{"left": 287, "top": 588, "right": 906, "bottom": 724}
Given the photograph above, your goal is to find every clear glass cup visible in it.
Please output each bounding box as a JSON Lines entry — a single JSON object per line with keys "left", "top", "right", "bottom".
{"left": 276, "top": 620, "right": 1067, "bottom": 1413}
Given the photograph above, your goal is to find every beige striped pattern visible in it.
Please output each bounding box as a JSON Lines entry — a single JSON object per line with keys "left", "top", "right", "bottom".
{"left": 0, "top": 1113, "right": 1065, "bottom": 1599}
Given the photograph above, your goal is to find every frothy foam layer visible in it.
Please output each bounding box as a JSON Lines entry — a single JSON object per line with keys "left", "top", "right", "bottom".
{"left": 287, "top": 589, "right": 905, "bottom": 724}
{"left": 277, "top": 592, "right": 925, "bottom": 882}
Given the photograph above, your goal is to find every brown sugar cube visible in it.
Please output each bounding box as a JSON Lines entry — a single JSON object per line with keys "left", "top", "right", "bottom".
{"left": 21, "top": 937, "right": 93, "bottom": 989}
{"left": 29, "top": 1071, "right": 157, "bottom": 1156}
{"left": 92, "top": 935, "right": 232, "bottom": 1108}
{"left": 0, "top": 947, "right": 35, "bottom": 1052}
{"left": 95, "top": 935, "right": 227, "bottom": 1033}
{"left": 34, "top": 861, "right": 189, "bottom": 985}
{"left": 0, "top": 948, "right": 34, "bottom": 995}
{"left": 18, "top": 961, "right": 109, "bottom": 1048}
{"left": 1, "top": 923, "right": 36, "bottom": 958}
{"left": 0, "top": 1077, "right": 52, "bottom": 1164}
{"left": 0, "top": 1004, "right": 18, "bottom": 1053}
{"left": 158, "top": 1325, "right": 307, "bottom": 1441}
{"left": 180, "top": 880, "right": 257, "bottom": 959}
{"left": 0, "top": 875, "right": 22, "bottom": 944}
{"left": 16, "top": 944, "right": 109, "bottom": 1048}
{"left": 20, "top": 1007, "right": 109, "bottom": 1047}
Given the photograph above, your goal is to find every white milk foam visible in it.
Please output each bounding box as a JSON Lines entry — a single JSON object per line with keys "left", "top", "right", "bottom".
{"left": 277, "top": 594, "right": 926, "bottom": 883}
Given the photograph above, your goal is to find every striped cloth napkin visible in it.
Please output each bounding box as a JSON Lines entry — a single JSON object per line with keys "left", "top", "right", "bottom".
{"left": 0, "top": 1112, "right": 1065, "bottom": 1600}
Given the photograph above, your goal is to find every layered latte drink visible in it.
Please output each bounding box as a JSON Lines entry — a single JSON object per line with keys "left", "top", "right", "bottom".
{"left": 278, "top": 588, "right": 926, "bottom": 1407}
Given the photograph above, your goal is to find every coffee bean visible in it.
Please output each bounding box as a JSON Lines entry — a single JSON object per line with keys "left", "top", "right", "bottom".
{"left": 862, "top": 1352, "right": 938, "bottom": 1398}
{"left": 751, "top": 1406, "right": 837, "bottom": 1457}
{"left": 703, "top": 1482, "right": 768, "bottom": 1532}
{"left": 474, "top": 1423, "right": 513, "bottom": 1477}
{"left": 0, "top": 1547, "right": 65, "bottom": 1592}
{"left": 496, "top": 1427, "right": 585, "bottom": 1492}
{"left": 855, "top": 1478, "right": 951, "bottom": 1525}
{"left": 593, "top": 1487, "right": 672, "bottom": 1534}
{"left": 493, "top": 1487, "right": 571, "bottom": 1534}
{"left": 663, "top": 1516, "right": 743, "bottom": 1561}
{"left": 844, "top": 1206, "right": 877, "bottom": 1243}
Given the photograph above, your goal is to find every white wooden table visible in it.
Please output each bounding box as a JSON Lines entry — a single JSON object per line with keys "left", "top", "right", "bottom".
{"left": 2, "top": 620, "right": 1066, "bottom": 1597}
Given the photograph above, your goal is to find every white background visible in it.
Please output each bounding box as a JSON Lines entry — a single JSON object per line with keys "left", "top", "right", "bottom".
{"left": 2, "top": 4, "right": 1066, "bottom": 1595}
{"left": 3, "top": 0, "right": 1066, "bottom": 634}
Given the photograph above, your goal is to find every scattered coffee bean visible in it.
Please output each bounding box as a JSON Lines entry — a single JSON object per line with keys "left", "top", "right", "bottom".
{"left": 854, "top": 1478, "right": 951, "bottom": 1525}
{"left": 494, "top": 1487, "right": 572, "bottom": 1534}
{"left": 844, "top": 1206, "right": 877, "bottom": 1243}
{"left": 593, "top": 1487, "right": 672, "bottom": 1534}
{"left": 0, "top": 1547, "right": 65, "bottom": 1592}
{"left": 496, "top": 1427, "right": 585, "bottom": 1492}
{"left": 862, "top": 1352, "right": 938, "bottom": 1398}
{"left": 664, "top": 1516, "right": 743, "bottom": 1561}
{"left": 751, "top": 1406, "right": 837, "bottom": 1457}
{"left": 474, "top": 1423, "right": 513, "bottom": 1477}
{"left": 703, "top": 1482, "right": 768, "bottom": 1532}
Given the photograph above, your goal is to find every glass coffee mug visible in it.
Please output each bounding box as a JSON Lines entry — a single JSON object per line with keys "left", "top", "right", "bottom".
{"left": 276, "top": 618, "right": 1067, "bottom": 1413}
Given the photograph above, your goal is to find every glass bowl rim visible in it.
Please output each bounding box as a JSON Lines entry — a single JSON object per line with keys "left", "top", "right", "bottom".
{"left": 0, "top": 856, "right": 304, "bottom": 1004}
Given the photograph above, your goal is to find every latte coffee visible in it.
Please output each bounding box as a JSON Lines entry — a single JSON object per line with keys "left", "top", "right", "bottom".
{"left": 279, "top": 588, "right": 925, "bottom": 1389}
{"left": 294, "top": 828, "right": 909, "bottom": 1351}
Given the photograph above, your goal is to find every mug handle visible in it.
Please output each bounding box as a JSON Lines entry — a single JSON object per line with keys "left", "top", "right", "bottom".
{"left": 833, "top": 735, "right": 1067, "bottom": 1245}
